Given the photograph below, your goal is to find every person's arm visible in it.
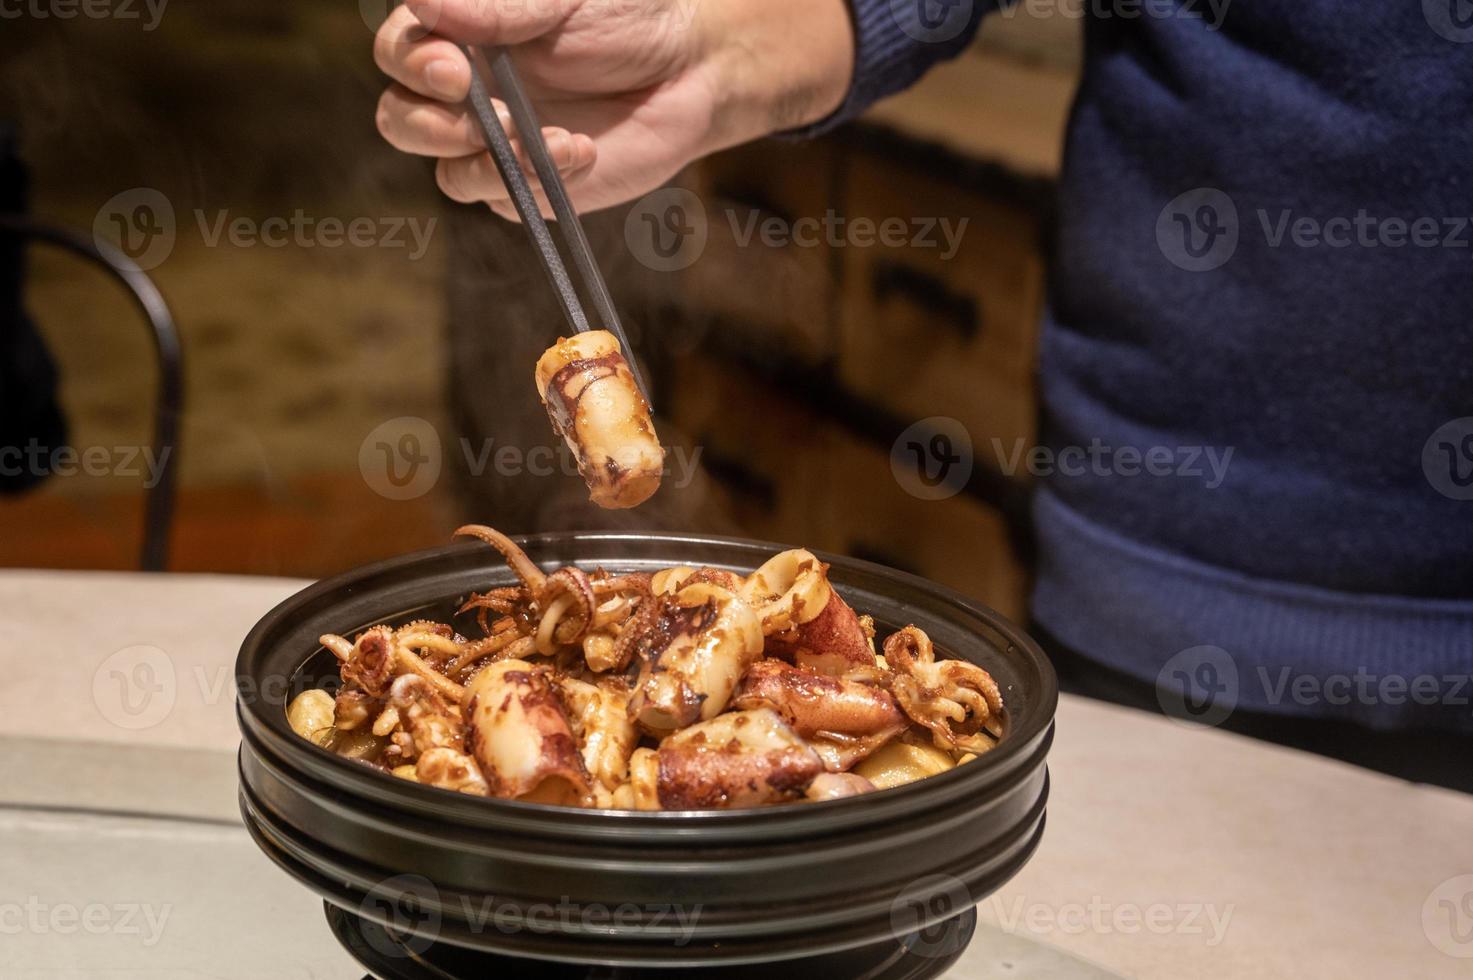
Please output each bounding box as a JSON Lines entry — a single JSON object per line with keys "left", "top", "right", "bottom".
{"left": 372, "top": 0, "right": 988, "bottom": 215}
{"left": 787, "top": 0, "right": 994, "bottom": 137}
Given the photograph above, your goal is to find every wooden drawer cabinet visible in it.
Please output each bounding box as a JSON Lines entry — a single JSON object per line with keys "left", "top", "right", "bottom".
{"left": 664, "top": 352, "right": 831, "bottom": 544}
{"left": 815, "top": 429, "right": 1027, "bottom": 624}
{"left": 663, "top": 122, "right": 1048, "bottom": 615}
{"left": 677, "top": 140, "right": 843, "bottom": 367}
{"left": 835, "top": 150, "right": 1046, "bottom": 454}
{"left": 666, "top": 352, "right": 1027, "bottom": 622}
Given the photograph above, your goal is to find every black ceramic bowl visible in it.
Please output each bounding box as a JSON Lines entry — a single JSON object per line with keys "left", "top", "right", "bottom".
{"left": 236, "top": 532, "right": 1056, "bottom": 969}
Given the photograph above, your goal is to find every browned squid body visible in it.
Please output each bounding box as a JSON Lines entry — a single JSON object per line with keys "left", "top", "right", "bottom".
{"left": 648, "top": 708, "right": 825, "bottom": 809}
{"left": 627, "top": 582, "right": 764, "bottom": 735}
{"left": 287, "top": 525, "right": 1006, "bottom": 810}
{"left": 535, "top": 330, "right": 664, "bottom": 510}
{"left": 464, "top": 659, "right": 593, "bottom": 805}
{"left": 741, "top": 549, "right": 876, "bottom": 675}
{"left": 730, "top": 659, "right": 908, "bottom": 771}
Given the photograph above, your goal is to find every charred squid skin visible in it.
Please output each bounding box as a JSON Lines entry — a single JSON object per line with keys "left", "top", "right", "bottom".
{"left": 627, "top": 584, "right": 763, "bottom": 737}
{"left": 767, "top": 589, "right": 876, "bottom": 676}
{"left": 653, "top": 566, "right": 745, "bottom": 595}
{"left": 628, "top": 593, "right": 717, "bottom": 732}
{"left": 544, "top": 353, "right": 659, "bottom": 507}
{"left": 656, "top": 745, "right": 822, "bottom": 810}
{"left": 740, "top": 549, "right": 832, "bottom": 632}
{"left": 603, "top": 596, "right": 657, "bottom": 673}
{"left": 535, "top": 331, "right": 664, "bottom": 510}
{"left": 654, "top": 708, "right": 825, "bottom": 809}
{"left": 739, "top": 549, "right": 875, "bottom": 675}
{"left": 731, "top": 659, "right": 909, "bottom": 772}
{"left": 730, "top": 659, "right": 906, "bottom": 738}
{"left": 557, "top": 675, "right": 639, "bottom": 793}
{"left": 414, "top": 746, "right": 489, "bottom": 796}
{"left": 462, "top": 659, "right": 593, "bottom": 804}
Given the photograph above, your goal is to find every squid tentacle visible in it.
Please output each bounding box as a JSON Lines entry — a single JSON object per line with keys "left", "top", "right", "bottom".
{"left": 884, "top": 626, "right": 1003, "bottom": 755}
{"left": 455, "top": 524, "right": 548, "bottom": 593}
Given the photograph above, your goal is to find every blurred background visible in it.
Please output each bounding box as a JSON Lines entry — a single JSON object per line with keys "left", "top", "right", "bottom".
{"left": 0, "top": 1, "right": 1080, "bottom": 620}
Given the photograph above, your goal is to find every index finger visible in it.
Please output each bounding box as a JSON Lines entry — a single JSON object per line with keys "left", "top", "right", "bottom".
{"left": 375, "top": 5, "right": 472, "bottom": 101}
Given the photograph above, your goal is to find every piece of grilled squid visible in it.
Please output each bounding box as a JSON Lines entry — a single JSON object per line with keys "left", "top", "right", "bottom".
{"left": 535, "top": 330, "right": 664, "bottom": 509}
{"left": 651, "top": 565, "right": 745, "bottom": 595}
{"left": 463, "top": 659, "right": 593, "bottom": 806}
{"left": 386, "top": 673, "right": 465, "bottom": 759}
{"left": 740, "top": 550, "right": 875, "bottom": 675}
{"left": 627, "top": 582, "right": 763, "bottom": 736}
{"left": 611, "top": 747, "right": 662, "bottom": 811}
{"left": 730, "top": 659, "right": 908, "bottom": 771}
{"left": 804, "top": 772, "right": 878, "bottom": 802}
{"left": 649, "top": 708, "right": 825, "bottom": 810}
{"left": 414, "top": 746, "right": 490, "bottom": 796}
{"left": 557, "top": 675, "right": 638, "bottom": 795}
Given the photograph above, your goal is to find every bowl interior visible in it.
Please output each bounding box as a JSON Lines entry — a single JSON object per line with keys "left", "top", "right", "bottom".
{"left": 242, "top": 531, "right": 1057, "bottom": 816}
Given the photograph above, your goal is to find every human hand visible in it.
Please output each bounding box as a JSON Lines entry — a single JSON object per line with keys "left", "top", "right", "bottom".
{"left": 373, "top": 0, "right": 855, "bottom": 217}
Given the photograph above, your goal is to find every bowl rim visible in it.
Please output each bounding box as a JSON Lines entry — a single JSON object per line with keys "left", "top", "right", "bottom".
{"left": 236, "top": 529, "right": 1058, "bottom": 825}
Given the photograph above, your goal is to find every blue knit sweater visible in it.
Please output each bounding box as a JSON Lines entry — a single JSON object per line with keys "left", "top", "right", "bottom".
{"left": 817, "top": 1, "right": 1473, "bottom": 731}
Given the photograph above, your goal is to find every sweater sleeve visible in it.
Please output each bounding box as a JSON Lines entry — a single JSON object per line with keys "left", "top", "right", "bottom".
{"left": 790, "top": 0, "right": 999, "bottom": 137}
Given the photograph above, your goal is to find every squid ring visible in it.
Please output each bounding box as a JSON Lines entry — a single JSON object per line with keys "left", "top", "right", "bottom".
{"left": 534, "top": 566, "right": 598, "bottom": 654}
{"left": 740, "top": 549, "right": 833, "bottom": 635}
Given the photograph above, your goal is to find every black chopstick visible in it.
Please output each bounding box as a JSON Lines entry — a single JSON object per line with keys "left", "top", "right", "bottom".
{"left": 460, "top": 46, "right": 652, "bottom": 401}
{"left": 460, "top": 46, "right": 588, "bottom": 335}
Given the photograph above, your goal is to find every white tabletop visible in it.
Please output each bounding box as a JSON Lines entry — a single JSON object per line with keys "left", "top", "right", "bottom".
{"left": 2, "top": 569, "right": 1470, "bottom": 979}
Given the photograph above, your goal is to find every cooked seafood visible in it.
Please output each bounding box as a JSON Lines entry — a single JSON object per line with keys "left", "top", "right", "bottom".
{"left": 651, "top": 708, "right": 825, "bottom": 809}
{"left": 464, "top": 659, "right": 593, "bottom": 806}
{"left": 730, "top": 658, "right": 908, "bottom": 772}
{"left": 627, "top": 581, "right": 764, "bottom": 735}
{"left": 805, "top": 772, "right": 878, "bottom": 802}
{"left": 535, "top": 330, "right": 664, "bottom": 510}
{"left": 741, "top": 549, "right": 875, "bottom": 675}
{"left": 885, "top": 626, "right": 1004, "bottom": 755}
{"left": 557, "top": 675, "right": 638, "bottom": 802}
{"left": 286, "top": 525, "right": 1006, "bottom": 810}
